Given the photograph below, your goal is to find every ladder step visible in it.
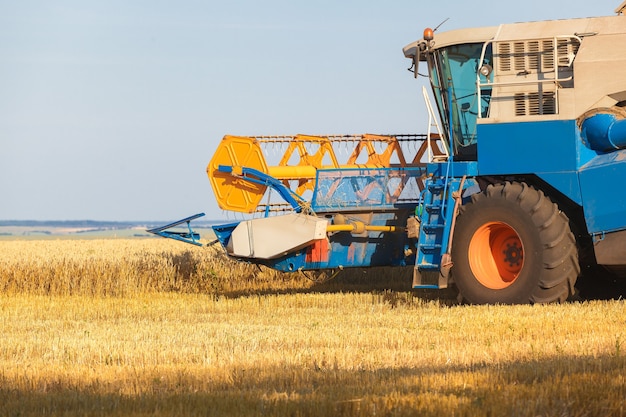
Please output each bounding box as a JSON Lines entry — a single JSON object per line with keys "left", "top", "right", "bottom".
{"left": 419, "top": 244, "right": 442, "bottom": 254}
{"left": 422, "top": 224, "right": 444, "bottom": 233}
{"left": 422, "top": 229, "right": 443, "bottom": 236}
{"left": 412, "top": 266, "right": 443, "bottom": 289}
{"left": 425, "top": 204, "right": 442, "bottom": 213}
{"left": 413, "top": 284, "right": 440, "bottom": 289}
{"left": 428, "top": 183, "right": 444, "bottom": 192}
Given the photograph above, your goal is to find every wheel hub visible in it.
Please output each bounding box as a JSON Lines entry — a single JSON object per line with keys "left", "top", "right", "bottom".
{"left": 503, "top": 241, "right": 523, "bottom": 267}
{"left": 468, "top": 221, "right": 524, "bottom": 290}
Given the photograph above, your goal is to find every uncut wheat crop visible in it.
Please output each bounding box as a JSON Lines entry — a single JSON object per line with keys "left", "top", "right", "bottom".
{"left": 0, "top": 238, "right": 313, "bottom": 297}
{"left": 0, "top": 238, "right": 625, "bottom": 417}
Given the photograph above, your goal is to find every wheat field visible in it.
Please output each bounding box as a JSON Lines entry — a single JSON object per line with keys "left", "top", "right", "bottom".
{"left": 1, "top": 238, "right": 625, "bottom": 416}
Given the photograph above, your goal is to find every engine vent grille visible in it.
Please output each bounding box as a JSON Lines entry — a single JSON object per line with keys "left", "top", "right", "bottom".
{"left": 496, "top": 38, "right": 579, "bottom": 74}
{"left": 514, "top": 92, "right": 556, "bottom": 116}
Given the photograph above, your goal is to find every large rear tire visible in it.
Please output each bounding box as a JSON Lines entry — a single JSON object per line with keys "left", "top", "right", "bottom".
{"left": 451, "top": 182, "right": 579, "bottom": 304}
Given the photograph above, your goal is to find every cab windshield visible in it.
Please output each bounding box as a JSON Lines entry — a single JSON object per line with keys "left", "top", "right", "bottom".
{"left": 429, "top": 43, "right": 492, "bottom": 160}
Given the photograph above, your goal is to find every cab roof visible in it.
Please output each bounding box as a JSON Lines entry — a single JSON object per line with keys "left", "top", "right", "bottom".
{"left": 402, "top": 14, "right": 626, "bottom": 61}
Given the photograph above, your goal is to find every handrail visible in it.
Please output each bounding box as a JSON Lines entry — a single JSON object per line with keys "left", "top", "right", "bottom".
{"left": 422, "top": 85, "right": 448, "bottom": 159}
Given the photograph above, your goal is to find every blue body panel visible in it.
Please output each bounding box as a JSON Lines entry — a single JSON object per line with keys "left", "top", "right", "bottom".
{"left": 535, "top": 172, "right": 583, "bottom": 205}
{"left": 477, "top": 120, "right": 595, "bottom": 175}
{"left": 426, "top": 161, "right": 479, "bottom": 178}
{"left": 477, "top": 119, "right": 626, "bottom": 235}
{"left": 579, "top": 149, "right": 626, "bottom": 233}
{"left": 477, "top": 119, "right": 595, "bottom": 207}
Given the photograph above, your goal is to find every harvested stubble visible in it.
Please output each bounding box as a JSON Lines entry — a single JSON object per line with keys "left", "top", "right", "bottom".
{"left": 0, "top": 239, "right": 625, "bottom": 416}
{"left": 1, "top": 293, "right": 626, "bottom": 416}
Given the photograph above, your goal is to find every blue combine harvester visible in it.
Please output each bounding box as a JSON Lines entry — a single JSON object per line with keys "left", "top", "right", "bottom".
{"left": 151, "top": 4, "right": 626, "bottom": 304}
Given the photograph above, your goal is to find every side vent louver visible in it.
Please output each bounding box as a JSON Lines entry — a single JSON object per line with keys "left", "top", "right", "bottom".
{"left": 493, "top": 36, "right": 580, "bottom": 118}
{"left": 514, "top": 92, "right": 556, "bottom": 116}
{"left": 496, "top": 38, "right": 579, "bottom": 75}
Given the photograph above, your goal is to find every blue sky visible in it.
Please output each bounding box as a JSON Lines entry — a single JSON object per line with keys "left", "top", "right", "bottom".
{"left": 0, "top": 0, "right": 617, "bottom": 221}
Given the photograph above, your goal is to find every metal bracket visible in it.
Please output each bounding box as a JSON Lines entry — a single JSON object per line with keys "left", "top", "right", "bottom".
{"left": 592, "top": 231, "right": 606, "bottom": 244}
{"left": 146, "top": 213, "right": 205, "bottom": 246}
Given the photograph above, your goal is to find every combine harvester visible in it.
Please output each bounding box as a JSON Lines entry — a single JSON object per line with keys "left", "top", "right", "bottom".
{"left": 150, "top": 2, "right": 626, "bottom": 304}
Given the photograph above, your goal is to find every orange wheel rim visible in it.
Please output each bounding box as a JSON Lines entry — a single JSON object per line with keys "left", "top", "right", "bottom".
{"left": 467, "top": 221, "right": 523, "bottom": 289}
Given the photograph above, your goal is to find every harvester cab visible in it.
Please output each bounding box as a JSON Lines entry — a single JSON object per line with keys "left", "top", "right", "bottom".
{"left": 150, "top": 3, "right": 626, "bottom": 304}
{"left": 405, "top": 26, "right": 495, "bottom": 161}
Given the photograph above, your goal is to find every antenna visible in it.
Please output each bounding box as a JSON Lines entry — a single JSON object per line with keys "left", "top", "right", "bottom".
{"left": 433, "top": 18, "right": 450, "bottom": 32}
